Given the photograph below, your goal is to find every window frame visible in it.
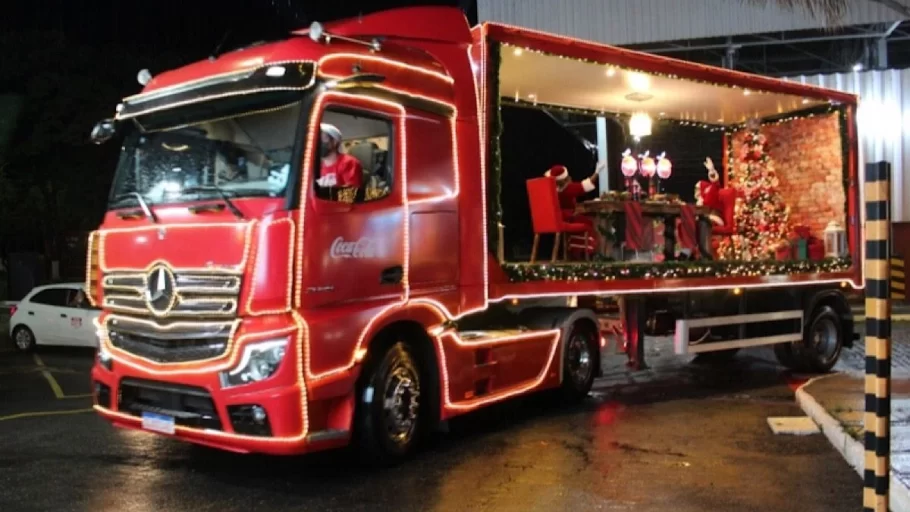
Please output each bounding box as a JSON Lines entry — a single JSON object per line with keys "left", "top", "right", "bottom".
{"left": 311, "top": 103, "right": 397, "bottom": 207}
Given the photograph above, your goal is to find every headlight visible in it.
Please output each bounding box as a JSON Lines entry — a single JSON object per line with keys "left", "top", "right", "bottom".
{"left": 97, "top": 349, "right": 112, "bottom": 371}
{"left": 220, "top": 338, "right": 289, "bottom": 388}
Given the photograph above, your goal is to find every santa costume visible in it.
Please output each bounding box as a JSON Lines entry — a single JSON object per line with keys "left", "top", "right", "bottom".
{"left": 545, "top": 165, "right": 598, "bottom": 258}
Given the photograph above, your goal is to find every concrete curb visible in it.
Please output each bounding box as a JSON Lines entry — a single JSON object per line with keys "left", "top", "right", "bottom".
{"left": 795, "top": 374, "right": 910, "bottom": 512}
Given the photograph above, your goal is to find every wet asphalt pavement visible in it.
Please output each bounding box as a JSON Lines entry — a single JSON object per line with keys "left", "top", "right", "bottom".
{"left": 0, "top": 334, "right": 866, "bottom": 512}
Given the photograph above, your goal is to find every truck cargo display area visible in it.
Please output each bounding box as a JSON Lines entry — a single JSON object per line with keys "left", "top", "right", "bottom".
{"left": 481, "top": 25, "right": 860, "bottom": 298}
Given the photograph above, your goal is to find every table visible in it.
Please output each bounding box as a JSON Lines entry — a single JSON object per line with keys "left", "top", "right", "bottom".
{"left": 576, "top": 199, "right": 714, "bottom": 261}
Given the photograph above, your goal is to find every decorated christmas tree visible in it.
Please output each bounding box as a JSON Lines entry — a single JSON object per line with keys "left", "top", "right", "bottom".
{"left": 718, "top": 120, "right": 790, "bottom": 260}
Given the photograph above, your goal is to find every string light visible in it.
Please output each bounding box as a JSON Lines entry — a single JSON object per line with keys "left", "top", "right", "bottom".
{"left": 94, "top": 311, "right": 311, "bottom": 449}
{"left": 98, "top": 315, "right": 241, "bottom": 370}
{"left": 244, "top": 217, "right": 296, "bottom": 316}
{"left": 317, "top": 53, "right": 455, "bottom": 85}
{"left": 434, "top": 329, "right": 561, "bottom": 413}
{"left": 499, "top": 257, "right": 852, "bottom": 283}
{"left": 85, "top": 231, "right": 99, "bottom": 306}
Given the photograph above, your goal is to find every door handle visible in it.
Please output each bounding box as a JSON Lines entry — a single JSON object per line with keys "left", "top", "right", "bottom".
{"left": 60, "top": 313, "right": 67, "bottom": 318}
{"left": 27, "top": 311, "right": 34, "bottom": 316}
{"left": 380, "top": 265, "right": 403, "bottom": 285}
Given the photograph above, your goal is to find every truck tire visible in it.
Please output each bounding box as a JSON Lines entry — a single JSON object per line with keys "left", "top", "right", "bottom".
{"left": 355, "top": 341, "right": 423, "bottom": 465}
{"left": 560, "top": 321, "right": 598, "bottom": 402}
{"left": 797, "top": 305, "right": 844, "bottom": 373}
{"left": 773, "top": 342, "right": 802, "bottom": 371}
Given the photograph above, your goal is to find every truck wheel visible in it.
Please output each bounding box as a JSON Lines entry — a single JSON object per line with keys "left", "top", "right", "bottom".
{"left": 355, "top": 341, "right": 423, "bottom": 465}
{"left": 560, "top": 321, "right": 598, "bottom": 402}
{"left": 797, "top": 305, "right": 843, "bottom": 373}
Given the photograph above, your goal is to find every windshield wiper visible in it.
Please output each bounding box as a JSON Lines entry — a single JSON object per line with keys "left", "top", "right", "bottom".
{"left": 183, "top": 185, "right": 244, "bottom": 219}
{"left": 112, "top": 192, "right": 159, "bottom": 224}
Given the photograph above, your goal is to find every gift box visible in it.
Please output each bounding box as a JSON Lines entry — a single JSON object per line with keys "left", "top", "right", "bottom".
{"left": 788, "top": 225, "right": 812, "bottom": 260}
{"left": 775, "top": 246, "right": 791, "bottom": 261}
{"left": 807, "top": 239, "right": 825, "bottom": 261}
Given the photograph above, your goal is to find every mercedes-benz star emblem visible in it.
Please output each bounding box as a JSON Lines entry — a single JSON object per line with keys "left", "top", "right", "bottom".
{"left": 145, "top": 266, "right": 175, "bottom": 314}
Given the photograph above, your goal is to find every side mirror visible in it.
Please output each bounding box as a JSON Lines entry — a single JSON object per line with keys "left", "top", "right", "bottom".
{"left": 90, "top": 119, "right": 116, "bottom": 145}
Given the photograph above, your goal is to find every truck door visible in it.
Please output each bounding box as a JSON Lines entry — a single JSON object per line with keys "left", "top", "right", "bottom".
{"left": 301, "top": 98, "right": 405, "bottom": 308}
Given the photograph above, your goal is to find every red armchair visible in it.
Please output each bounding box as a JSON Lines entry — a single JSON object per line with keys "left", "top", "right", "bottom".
{"left": 526, "top": 177, "right": 591, "bottom": 263}
{"left": 710, "top": 188, "right": 743, "bottom": 255}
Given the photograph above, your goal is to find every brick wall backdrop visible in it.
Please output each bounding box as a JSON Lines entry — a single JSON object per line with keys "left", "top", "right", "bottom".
{"left": 727, "top": 114, "right": 846, "bottom": 238}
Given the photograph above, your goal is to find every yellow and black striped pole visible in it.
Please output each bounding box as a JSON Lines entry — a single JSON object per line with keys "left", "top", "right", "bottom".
{"left": 892, "top": 255, "right": 905, "bottom": 302}
{"left": 864, "top": 161, "right": 892, "bottom": 511}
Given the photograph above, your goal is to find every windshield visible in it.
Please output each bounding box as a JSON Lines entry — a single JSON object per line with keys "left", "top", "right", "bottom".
{"left": 109, "top": 99, "right": 303, "bottom": 209}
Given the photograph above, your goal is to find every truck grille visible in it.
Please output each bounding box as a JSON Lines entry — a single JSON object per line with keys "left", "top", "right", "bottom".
{"left": 102, "top": 271, "right": 241, "bottom": 318}
{"left": 106, "top": 315, "right": 236, "bottom": 363}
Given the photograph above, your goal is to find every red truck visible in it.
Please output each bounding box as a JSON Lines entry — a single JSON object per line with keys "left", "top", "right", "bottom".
{"left": 88, "top": 6, "right": 862, "bottom": 462}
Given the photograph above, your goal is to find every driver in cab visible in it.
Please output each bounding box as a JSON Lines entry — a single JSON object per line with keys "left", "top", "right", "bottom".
{"left": 316, "top": 124, "right": 363, "bottom": 189}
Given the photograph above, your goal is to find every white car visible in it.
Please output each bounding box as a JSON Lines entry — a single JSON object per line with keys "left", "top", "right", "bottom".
{"left": 8, "top": 283, "right": 101, "bottom": 351}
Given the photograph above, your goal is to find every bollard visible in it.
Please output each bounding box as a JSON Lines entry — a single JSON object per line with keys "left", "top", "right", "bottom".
{"left": 892, "top": 255, "right": 905, "bottom": 302}
{"left": 864, "top": 161, "right": 892, "bottom": 512}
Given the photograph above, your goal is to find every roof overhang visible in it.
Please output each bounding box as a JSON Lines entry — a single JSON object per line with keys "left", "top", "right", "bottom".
{"left": 483, "top": 23, "right": 857, "bottom": 126}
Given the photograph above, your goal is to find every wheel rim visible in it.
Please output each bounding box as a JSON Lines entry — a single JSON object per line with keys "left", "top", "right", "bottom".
{"left": 14, "top": 329, "right": 32, "bottom": 350}
{"left": 811, "top": 317, "right": 839, "bottom": 362}
{"left": 567, "top": 331, "right": 594, "bottom": 387}
{"left": 382, "top": 364, "right": 420, "bottom": 445}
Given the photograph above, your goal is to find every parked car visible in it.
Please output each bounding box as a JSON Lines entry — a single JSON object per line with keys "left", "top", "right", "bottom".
{"left": 8, "top": 283, "right": 101, "bottom": 350}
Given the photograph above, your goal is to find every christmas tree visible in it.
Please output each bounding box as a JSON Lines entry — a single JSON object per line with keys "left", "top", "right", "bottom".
{"left": 718, "top": 120, "right": 790, "bottom": 260}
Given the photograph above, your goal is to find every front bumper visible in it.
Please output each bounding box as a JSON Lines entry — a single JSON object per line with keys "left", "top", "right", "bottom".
{"left": 91, "top": 318, "right": 351, "bottom": 455}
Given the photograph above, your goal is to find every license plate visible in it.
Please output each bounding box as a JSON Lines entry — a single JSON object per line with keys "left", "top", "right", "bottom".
{"left": 141, "top": 411, "right": 175, "bottom": 435}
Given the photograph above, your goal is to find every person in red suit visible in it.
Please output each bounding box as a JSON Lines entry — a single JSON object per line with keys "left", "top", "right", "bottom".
{"left": 544, "top": 161, "right": 604, "bottom": 258}
{"left": 317, "top": 123, "right": 363, "bottom": 190}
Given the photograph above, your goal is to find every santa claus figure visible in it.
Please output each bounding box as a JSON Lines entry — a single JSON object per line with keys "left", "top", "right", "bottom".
{"left": 544, "top": 161, "right": 604, "bottom": 258}
{"left": 694, "top": 157, "right": 725, "bottom": 226}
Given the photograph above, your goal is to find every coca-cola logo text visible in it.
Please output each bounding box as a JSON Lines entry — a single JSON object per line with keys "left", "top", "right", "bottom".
{"left": 330, "top": 236, "right": 381, "bottom": 259}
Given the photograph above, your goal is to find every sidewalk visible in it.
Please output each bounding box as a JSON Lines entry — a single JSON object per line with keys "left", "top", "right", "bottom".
{"left": 797, "top": 373, "right": 910, "bottom": 511}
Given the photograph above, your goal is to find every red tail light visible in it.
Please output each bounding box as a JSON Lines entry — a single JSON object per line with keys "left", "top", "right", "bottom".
{"left": 9, "top": 305, "right": 17, "bottom": 316}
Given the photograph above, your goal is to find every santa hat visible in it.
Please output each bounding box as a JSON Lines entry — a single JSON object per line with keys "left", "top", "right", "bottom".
{"left": 321, "top": 123, "right": 343, "bottom": 142}
{"left": 545, "top": 165, "right": 569, "bottom": 182}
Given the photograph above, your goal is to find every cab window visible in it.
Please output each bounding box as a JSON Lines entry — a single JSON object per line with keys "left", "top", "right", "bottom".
{"left": 314, "top": 107, "right": 393, "bottom": 204}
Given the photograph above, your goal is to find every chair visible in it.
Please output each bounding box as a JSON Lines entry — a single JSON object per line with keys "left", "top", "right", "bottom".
{"left": 710, "top": 188, "right": 743, "bottom": 255}
{"left": 526, "top": 177, "right": 591, "bottom": 263}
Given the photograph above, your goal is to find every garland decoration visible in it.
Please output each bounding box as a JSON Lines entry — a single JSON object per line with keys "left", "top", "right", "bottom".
{"left": 488, "top": 40, "right": 504, "bottom": 256}
{"left": 501, "top": 257, "right": 851, "bottom": 282}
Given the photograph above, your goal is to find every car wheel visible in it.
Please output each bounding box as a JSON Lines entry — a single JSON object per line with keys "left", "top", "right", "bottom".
{"left": 356, "top": 341, "right": 424, "bottom": 466}
{"left": 12, "top": 326, "right": 36, "bottom": 352}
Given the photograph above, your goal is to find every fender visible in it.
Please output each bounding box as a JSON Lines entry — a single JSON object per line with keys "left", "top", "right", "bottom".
{"left": 517, "top": 307, "right": 602, "bottom": 381}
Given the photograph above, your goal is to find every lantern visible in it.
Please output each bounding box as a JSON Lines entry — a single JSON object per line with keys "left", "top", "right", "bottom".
{"left": 621, "top": 149, "right": 638, "bottom": 177}
{"left": 639, "top": 151, "right": 656, "bottom": 177}
{"left": 656, "top": 152, "right": 672, "bottom": 179}
{"left": 823, "top": 220, "right": 847, "bottom": 258}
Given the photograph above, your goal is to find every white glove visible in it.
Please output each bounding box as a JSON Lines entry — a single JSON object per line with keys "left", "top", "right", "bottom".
{"left": 317, "top": 174, "right": 337, "bottom": 188}
{"left": 268, "top": 164, "right": 289, "bottom": 191}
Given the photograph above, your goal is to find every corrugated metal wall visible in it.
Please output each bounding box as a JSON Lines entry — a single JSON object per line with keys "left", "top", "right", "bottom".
{"left": 478, "top": 0, "right": 904, "bottom": 45}
{"left": 784, "top": 69, "right": 910, "bottom": 222}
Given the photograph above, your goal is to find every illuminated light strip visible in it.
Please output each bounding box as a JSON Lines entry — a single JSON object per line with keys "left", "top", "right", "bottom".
{"left": 85, "top": 230, "right": 99, "bottom": 306}
{"left": 102, "top": 296, "right": 238, "bottom": 318}
{"left": 488, "top": 277, "right": 862, "bottom": 303}
{"left": 116, "top": 83, "right": 317, "bottom": 121}
{"left": 478, "top": 27, "right": 491, "bottom": 307}
{"left": 489, "top": 25, "right": 855, "bottom": 100}
{"left": 318, "top": 73, "right": 455, "bottom": 113}
{"left": 294, "top": 92, "right": 415, "bottom": 307}
{"left": 407, "top": 115, "right": 462, "bottom": 207}
{"left": 317, "top": 53, "right": 454, "bottom": 85}
{"left": 103, "top": 273, "right": 242, "bottom": 295}
{"left": 100, "top": 316, "right": 277, "bottom": 374}
{"left": 98, "top": 221, "right": 256, "bottom": 273}
{"left": 434, "top": 329, "right": 561, "bottom": 412}
{"left": 244, "top": 217, "right": 296, "bottom": 316}
{"left": 95, "top": 312, "right": 311, "bottom": 446}
{"left": 118, "top": 61, "right": 317, "bottom": 118}
{"left": 121, "top": 59, "right": 321, "bottom": 102}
